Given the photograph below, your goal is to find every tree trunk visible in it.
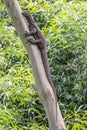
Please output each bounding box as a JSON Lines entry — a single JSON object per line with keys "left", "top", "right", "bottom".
{"left": 3, "top": 0, "right": 66, "bottom": 129}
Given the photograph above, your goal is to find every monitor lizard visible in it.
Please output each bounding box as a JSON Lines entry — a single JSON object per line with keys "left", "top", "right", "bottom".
{"left": 22, "top": 12, "right": 57, "bottom": 120}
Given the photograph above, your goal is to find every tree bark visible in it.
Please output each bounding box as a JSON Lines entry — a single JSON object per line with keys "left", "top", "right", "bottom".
{"left": 3, "top": 0, "right": 66, "bottom": 129}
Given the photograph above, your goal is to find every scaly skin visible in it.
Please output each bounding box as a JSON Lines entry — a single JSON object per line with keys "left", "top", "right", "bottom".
{"left": 22, "top": 12, "right": 57, "bottom": 119}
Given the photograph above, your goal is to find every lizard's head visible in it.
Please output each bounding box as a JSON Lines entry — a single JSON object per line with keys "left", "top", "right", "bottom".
{"left": 22, "top": 12, "right": 35, "bottom": 24}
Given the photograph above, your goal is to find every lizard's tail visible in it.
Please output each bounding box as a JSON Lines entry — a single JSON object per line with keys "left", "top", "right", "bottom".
{"left": 41, "top": 49, "right": 57, "bottom": 120}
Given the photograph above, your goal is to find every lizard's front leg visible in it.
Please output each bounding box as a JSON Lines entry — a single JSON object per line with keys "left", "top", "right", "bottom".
{"left": 24, "top": 28, "right": 36, "bottom": 37}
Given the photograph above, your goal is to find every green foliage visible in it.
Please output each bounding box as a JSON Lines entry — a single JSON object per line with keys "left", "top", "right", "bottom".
{"left": 0, "top": 0, "right": 87, "bottom": 129}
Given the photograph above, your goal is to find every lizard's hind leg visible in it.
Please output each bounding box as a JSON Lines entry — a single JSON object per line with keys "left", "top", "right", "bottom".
{"left": 28, "top": 39, "right": 45, "bottom": 49}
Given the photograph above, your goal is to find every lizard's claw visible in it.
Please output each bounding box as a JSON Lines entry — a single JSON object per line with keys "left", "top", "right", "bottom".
{"left": 27, "top": 38, "right": 33, "bottom": 43}
{"left": 24, "top": 31, "right": 30, "bottom": 37}
{"left": 25, "top": 37, "right": 33, "bottom": 45}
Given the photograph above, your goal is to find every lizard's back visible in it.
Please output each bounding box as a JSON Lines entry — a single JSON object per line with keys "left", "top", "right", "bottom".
{"left": 22, "top": 12, "right": 56, "bottom": 93}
